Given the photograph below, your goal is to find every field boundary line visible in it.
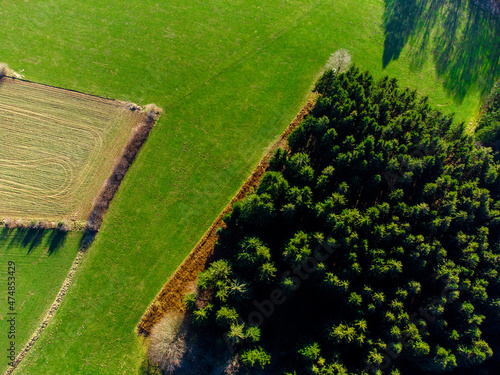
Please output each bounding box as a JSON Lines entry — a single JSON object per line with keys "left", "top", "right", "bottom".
{"left": 1, "top": 76, "right": 121, "bottom": 103}
{"left": 136, "top": 94, "right": 318, "bottom": 335}
{"left": 85, "top": 105, "right": 162, "bottom": 231}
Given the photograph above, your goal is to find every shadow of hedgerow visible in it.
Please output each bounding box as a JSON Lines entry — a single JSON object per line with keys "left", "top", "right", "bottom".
{"left": 383, "top": 0, "right": 500, "bottom": 102}
{"left": 0, "top": 226, "right": 68, "bottom": 255}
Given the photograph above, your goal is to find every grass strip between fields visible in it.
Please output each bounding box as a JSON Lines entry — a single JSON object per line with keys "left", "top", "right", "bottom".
{"left": 3, "top": 241, "right": 88, "bottom": 375}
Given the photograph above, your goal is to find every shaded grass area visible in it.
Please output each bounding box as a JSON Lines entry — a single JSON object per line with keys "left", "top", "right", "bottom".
{"left": 0, "top": 230, "right": 81, "bottom": 374}
{"left": 0, "top": 0, "right": 496, "bottom": 374}
{"left": 383, "top": 0, "right": 500, "bottom": 102}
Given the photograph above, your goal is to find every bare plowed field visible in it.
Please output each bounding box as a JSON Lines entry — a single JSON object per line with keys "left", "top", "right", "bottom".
{"left": 0, "top": 77, "right": 145, "bottom": 221}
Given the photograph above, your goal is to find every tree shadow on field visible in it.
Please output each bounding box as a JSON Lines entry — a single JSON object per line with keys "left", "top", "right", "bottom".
{"left": 47, "top": 230, "right": 68, "bottom": 255}
{"left": 383, "top": 0, "right": 500, "bottom": 102}
{"left": 1, "top": 227, "right": 68, "bottom": 255}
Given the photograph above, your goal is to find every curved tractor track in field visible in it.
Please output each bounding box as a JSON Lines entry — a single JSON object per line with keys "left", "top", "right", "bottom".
{"left": 0, "top": 77, "right": 144, "bottom": 221}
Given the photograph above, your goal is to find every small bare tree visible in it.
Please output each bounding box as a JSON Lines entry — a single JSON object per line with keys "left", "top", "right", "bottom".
{"left": 144, "top": 103, "right": 163, "bottom": 122}
{"left": 224, "top": 354, "right": 241, "bottom": 375}
{"left": 148, "top": 312, "right": 188, "bottom": 374}
{"left": 325, "top": 49, "right": 352, "bottom": 73}
{"left": 0, "top": 63, "right": 10, "bottom": 78}
{"left": 3, "top": 217, "right": 14, "bottom": 228}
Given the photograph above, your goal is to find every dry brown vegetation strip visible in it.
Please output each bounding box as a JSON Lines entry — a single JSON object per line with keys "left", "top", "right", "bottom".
{"left": 137, "top": 95, "right": 317, "bottom": 335}
{"left": 87, "top": 104, "right": 162, "bottom": 231}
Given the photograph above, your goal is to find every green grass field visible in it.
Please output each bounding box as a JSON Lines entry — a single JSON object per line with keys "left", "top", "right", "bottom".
{"left": 0, "top": 230, "right": 81, "bottom": 374}
{"left": 0, "top": 0, "right": 497, "bottom": 374}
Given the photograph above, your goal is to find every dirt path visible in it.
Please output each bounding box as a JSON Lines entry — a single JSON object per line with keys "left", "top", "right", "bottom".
{"left": 137, "top": 95, "right": 317, "bottom": 335}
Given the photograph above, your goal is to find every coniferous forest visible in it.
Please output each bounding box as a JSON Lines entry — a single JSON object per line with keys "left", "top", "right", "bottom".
{"left": 187, "top": 66, "right": 500, "bottom": 374}
{"left": 477, "top": 82, "right": 500, "bottom": 159}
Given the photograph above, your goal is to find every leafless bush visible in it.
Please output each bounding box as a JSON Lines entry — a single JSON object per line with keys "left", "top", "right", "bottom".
{"left": 148, "top": 312, "right": 188, "bottom": 374}
{"left": 325, "top": 49, "right": 352, "bottom": 73}
{"left": 0, "top": 63, "right": 24, "bottom": 79}
{"left": 124, "top": 101, "right": 141, "bottom": 112}
{"left": 39, "top": 221, "right": 52, "bottom": 230}
{"left": 224, "top": 355, "right": 241, "bottom": 375}
{"left": 15, "top": 219, "right": 27, "bottom": 228}
{"left": 3, "top": 217, "right": 14, "bottom": 228}
{"left": 0, "top": 63, "right": 11, "bottom": 78}
{"left": 144, "top": 103, "right": 163, "bottom": 122}
{"left": 56, "top": 220, "right": 71, "bottom": 232}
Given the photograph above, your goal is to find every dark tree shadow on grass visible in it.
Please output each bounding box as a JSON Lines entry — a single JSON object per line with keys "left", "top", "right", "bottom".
{"left": 47, "top": 230, "right": 68, "bottom": 255}
{"left": 22, "top": 228, "right": 46, "bottom": 253}
{"left": 1, "top": 227, "right": 68, "bottom": 255}
{"left": 383, "top": 0, "right": 500, "bottom": 102}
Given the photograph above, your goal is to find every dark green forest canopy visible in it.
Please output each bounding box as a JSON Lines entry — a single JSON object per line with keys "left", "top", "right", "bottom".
{"left": 476, "top": 81, "right": 500, "bottom": 158}
{"left": 189, "top": 66, "right": 500, "bottom": 374}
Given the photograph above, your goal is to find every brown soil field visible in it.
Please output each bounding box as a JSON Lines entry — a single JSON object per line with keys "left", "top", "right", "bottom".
{"left": 137, "top": 96, "right": 317, "bottom": 335}
{"left": 0, "top": 77, "right": 146, "bottom": 222}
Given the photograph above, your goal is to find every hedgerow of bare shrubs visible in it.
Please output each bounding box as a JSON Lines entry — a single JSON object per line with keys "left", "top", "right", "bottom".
{"left": 148, "top": 312, "right": 188, "bottom": 374}
{"left": 2, "top": 217, "right": 71, "bottom": 231}
{"left": 86, "top": 103, "right": 162, "bottom": 232}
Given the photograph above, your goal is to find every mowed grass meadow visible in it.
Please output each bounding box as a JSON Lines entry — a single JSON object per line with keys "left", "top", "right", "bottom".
{"left": 0, "top": 0, "right": 497, "bottom": 374}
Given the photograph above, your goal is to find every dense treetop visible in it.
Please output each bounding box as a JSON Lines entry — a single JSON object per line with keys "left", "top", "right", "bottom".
{"left": 477, "top": 81, "right": 500, "bottom": 159}
{"left": 188, "top": 66, "right": 500, "bottom": 374}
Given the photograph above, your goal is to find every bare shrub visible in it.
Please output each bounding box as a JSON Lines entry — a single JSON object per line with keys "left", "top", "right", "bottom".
{"left": 148, "top": 312, "right": 188, "bottom": 374}
{"left": 39, "top": 220, "right": 52, "bottom": 230}
{"left": 144, "top": 103, "right": 163, "bottom": 122}
{"left": 0, "top": 63, "right": 11, "bottom": 78}
{"left": 124, "top": 101, "right": 141, "bottom": 112}
{"left": 325, "top": 49, "right": 352, "bottom": 73}
{"left": 15, "top": 219, "right": 27, "bottom": 228}
{"left": 3, "top": 217, "right": 14, "bottom": 228}
{"left": 57, "top": 220, "right": 71, "bottom": 232}
{"left": 224, "top": 355, "right": 241, "bottom": 375}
